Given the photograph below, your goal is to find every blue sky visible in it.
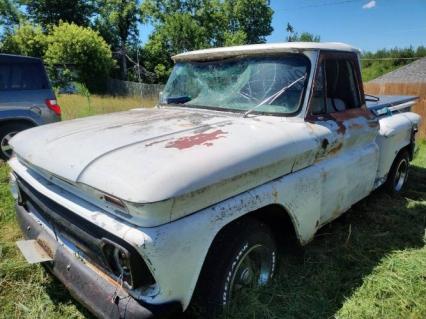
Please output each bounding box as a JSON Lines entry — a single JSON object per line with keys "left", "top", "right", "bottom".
{"left": 139, "top": 0, "right": 426, "bottom": 52}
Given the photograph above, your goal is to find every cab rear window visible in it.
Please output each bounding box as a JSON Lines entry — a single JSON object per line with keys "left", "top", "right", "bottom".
{"left": 0, "top": 62, "right": 50, "bottom": 91}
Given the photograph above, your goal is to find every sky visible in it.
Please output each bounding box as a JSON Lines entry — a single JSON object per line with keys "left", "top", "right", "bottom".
{"left": 138, "top": 0, "right": 426, "bottom": 52}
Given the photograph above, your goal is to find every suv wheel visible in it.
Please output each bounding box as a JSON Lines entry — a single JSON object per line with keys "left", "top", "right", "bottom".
{"left": 0, "top": 123, "right": 32, "bottom": 160}
{"left": 194, "top": 218, "right": 278, "bottom": 317}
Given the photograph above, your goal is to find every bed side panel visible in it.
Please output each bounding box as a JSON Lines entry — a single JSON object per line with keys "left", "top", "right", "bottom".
{"left": 375, "top": 112, "right": 420, "bottom": 185}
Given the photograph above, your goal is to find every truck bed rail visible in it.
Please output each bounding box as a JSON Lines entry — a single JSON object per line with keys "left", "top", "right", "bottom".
{"left": 366, "top": 95, "right": 419, "bottom": 117}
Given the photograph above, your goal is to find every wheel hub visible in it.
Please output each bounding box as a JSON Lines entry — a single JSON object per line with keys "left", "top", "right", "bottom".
{"left": 394, "top": 159, "right": 408, "bottom": 192}
{"left": 229, "top": 244, "right": 273, "bottom": 300}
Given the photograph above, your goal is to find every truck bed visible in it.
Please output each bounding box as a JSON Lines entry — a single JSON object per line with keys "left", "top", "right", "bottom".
{"left": 366, "top": 95, "right": 418, "bottom": 116}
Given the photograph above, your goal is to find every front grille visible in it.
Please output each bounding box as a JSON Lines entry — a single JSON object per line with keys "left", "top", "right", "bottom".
{"left": 16, "top": 174, "right": 155, "bottom": 289}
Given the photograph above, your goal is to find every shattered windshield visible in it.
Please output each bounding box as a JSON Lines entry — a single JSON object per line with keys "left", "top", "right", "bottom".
{"left": 161, "top": 55, "right": 310, "bottom": 115}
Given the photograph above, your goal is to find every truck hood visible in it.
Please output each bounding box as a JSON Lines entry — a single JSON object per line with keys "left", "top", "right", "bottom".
{"left": 10, "top": 107, "right": 318, "bottom": 206}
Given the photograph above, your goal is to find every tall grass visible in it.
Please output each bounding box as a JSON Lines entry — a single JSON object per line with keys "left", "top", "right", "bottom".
{"left": 57, "top": 94, "right": 158, "bottom": 120}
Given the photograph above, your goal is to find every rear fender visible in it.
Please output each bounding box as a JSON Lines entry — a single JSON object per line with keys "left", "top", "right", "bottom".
{"left": 0, "top": 109, "right": 42, "bottom": 126}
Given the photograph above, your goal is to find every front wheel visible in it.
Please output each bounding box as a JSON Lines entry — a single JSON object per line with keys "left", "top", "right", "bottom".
{"left": 385, "top": 150, "right": 410, "bottom": 195}
{"left": 194, "top": 218, "right": 278, "bottom": 317}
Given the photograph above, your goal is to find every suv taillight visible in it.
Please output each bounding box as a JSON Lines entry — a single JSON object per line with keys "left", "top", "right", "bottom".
{"left": 45, "top": 99, "right": 61, "bottom": 117}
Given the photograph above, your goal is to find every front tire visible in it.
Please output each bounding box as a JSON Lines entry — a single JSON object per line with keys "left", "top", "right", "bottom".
{"left": 0, "top": 122, "right": 32, "bottom": 160}
{"left": 385, "top": 150, "right": 410, "bottom": 195}
{"left": 195, "top": 218, "right": 278, "bottom": 317}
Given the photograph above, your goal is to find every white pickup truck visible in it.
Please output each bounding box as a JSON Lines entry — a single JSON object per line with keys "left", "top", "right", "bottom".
{"left": 9, "top": 43, "right": 421, "bottom": 318}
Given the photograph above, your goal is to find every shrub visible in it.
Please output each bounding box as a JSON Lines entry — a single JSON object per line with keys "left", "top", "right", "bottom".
{"left": 44, "top": 22, "right": 114, "bottom": 92}
{"left": 0, "top": 23, "right": 47, "bottom": 58}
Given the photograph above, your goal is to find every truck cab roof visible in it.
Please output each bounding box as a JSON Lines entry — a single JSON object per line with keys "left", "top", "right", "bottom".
{"left": 172, "top": 42, "right": 360, "bottom": 62}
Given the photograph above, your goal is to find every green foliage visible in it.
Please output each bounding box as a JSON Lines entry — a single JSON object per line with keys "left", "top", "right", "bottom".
{"left": 44, "top": 23, "right": 114, "bottom": 92}
{"left": 223, "top": 30, "right": 247, "bottom": 46}
{"left": 74, "top": 82, "right": 92, "bottom": 112}
{"left": 286, "top": 23, "right": 320, "bottom": 42}
{"left": 361, "top": 46, "right": 426, "bottom": 82}
{"left": 0, "top": 23, "right": 47, "bottom": 57}
{"left": 287, "top": 32, "right": 321, "bottom": 42}
{"left": 141, "top": 0, "right": 274, "bottom": 82}
{"left": 21, "top": 0, "right": 96, "bottom": 27}
{"left": 0, "top": 0, "right": 22, "bottom": 30}
{"left": 224, "top": 0, "right": 273, "bottom": 44}
{"left": 93, "top": 0, "right": 140, "bottom": 79}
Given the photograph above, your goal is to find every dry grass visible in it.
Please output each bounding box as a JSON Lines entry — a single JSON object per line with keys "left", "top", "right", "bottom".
{"left": 57, "top": 94, "right": 157, "bottom": 120}
{"left": 364, "top": 82, "right": 426, "bottom": 138}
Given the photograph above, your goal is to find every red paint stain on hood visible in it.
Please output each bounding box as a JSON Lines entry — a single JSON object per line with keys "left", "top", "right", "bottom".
{"left": 165, "top": 129, "right": 227, "bottom": 149}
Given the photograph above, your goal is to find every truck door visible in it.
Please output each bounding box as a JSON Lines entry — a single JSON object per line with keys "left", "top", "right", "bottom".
{"left": 306, "top": 51, "right": 380, "bottom": 225}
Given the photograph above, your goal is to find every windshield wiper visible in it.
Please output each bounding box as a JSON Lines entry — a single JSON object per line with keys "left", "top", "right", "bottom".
{"left": 165, "top": 96, "right": 192, "bottom": 104}
{"left": 242, "top": 73, "right": 307, "bottom": 118}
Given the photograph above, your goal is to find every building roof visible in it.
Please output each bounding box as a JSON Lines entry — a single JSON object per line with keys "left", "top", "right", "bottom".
{"left": 172, "top": 42, "right": 360, "bottom": 62}
{"left": 370, "top": 57, "right": 426, "bottom": 83}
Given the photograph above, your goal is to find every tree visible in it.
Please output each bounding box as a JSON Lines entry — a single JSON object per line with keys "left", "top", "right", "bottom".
{"left": 0, "top": 23, "right": 47, "bottom": 57}
{"left": 223, "top": 30, "right": 247, "bottom": 46}
{"left": 94, "top": 0, "right": 140, "bottom": 79}
{"left": 141, "top": 0, "right": 274, "bottom": 81}
{"left": 141, "top": 0, "right": 223, "bottom": 80}
{"left": 224, "top": 0, "right": 273, "bottom": 44}
{"left": 44, "top": 23, "right": 114, "bottom": 92}
{"left": 0, "top": 0, "right": 22, "bottom": 31}
{"left": 294, "top": 32, "right": 321, "bottom": 42}
{"left": 286, "top": 23, "right": 320, "bottom": 42}
{"left": 21, "top": 0, "right": 96, "bottom": 27}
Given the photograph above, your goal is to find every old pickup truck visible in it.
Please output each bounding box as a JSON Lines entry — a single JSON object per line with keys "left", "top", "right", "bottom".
{"left": 8, "top": 43, "right": 421, "bottom": 318}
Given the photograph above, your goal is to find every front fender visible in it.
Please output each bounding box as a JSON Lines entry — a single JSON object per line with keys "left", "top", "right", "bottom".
{"left": 139, "top": 164, "right": 322, "bottom": 310}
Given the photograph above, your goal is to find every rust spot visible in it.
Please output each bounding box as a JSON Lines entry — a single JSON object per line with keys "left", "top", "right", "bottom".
{"left": 368, "top": 121, "right": 379, "bottom": 128}
{"left": 37, "top": 238, "right": 53, "bottom": 258}
{"left": 328, "top": 142, "right": 343, "bottom": 155}
{"left": 87, "top": 262, "right": 122, "bottom": 288}
{"left": 165, "top": 130, "right": 227, "bottom": 149}
{"left": 272, "top": 190, "right": 278, "bottom": 202}
{"left": 349, "top": 123, "right": 363, "bottom": 129}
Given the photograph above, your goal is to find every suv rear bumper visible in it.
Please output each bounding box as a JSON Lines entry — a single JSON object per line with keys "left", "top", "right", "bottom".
{"left": 16, "top": 203, "right": 181, "bottom": 319}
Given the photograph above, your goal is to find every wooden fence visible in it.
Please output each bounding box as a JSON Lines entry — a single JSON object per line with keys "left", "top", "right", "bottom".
{"left": 364, "top": 82, "right": 426, "bottom": 138}
{"left": 107, "top": 78, "right": 165, "bottom": 98}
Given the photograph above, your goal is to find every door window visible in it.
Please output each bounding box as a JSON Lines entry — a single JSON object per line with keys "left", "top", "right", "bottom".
{"left": 310, "top": 54, "right": 362, "bottom": 115}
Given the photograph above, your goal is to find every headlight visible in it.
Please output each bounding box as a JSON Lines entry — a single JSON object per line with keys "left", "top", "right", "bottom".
{"left": 102, "top": 239, "right": 133, "bottom": 286}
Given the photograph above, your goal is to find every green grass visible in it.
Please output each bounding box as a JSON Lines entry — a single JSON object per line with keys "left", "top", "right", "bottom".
{"left": 0, "top": 102, "right": 425, "bottom": 318}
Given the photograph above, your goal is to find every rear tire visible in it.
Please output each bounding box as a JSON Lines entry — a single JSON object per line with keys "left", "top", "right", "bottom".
{"left": 384, "top": 150, "right": 410, "bottom": 195}
{"left": 194, "top": 218, "right": 278, "bottom": 318}
{"left": 0, "top": 122, "right": 32, "bottom": 160}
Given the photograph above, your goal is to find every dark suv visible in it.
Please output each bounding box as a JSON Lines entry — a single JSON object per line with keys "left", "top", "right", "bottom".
{"left": 0, "top": 54, "right": 61, "bottom": 159}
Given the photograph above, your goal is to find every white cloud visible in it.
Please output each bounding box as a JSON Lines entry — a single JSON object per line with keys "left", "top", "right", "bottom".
{"left": 362, "top": 0, "right": 376, "bottom": 9}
